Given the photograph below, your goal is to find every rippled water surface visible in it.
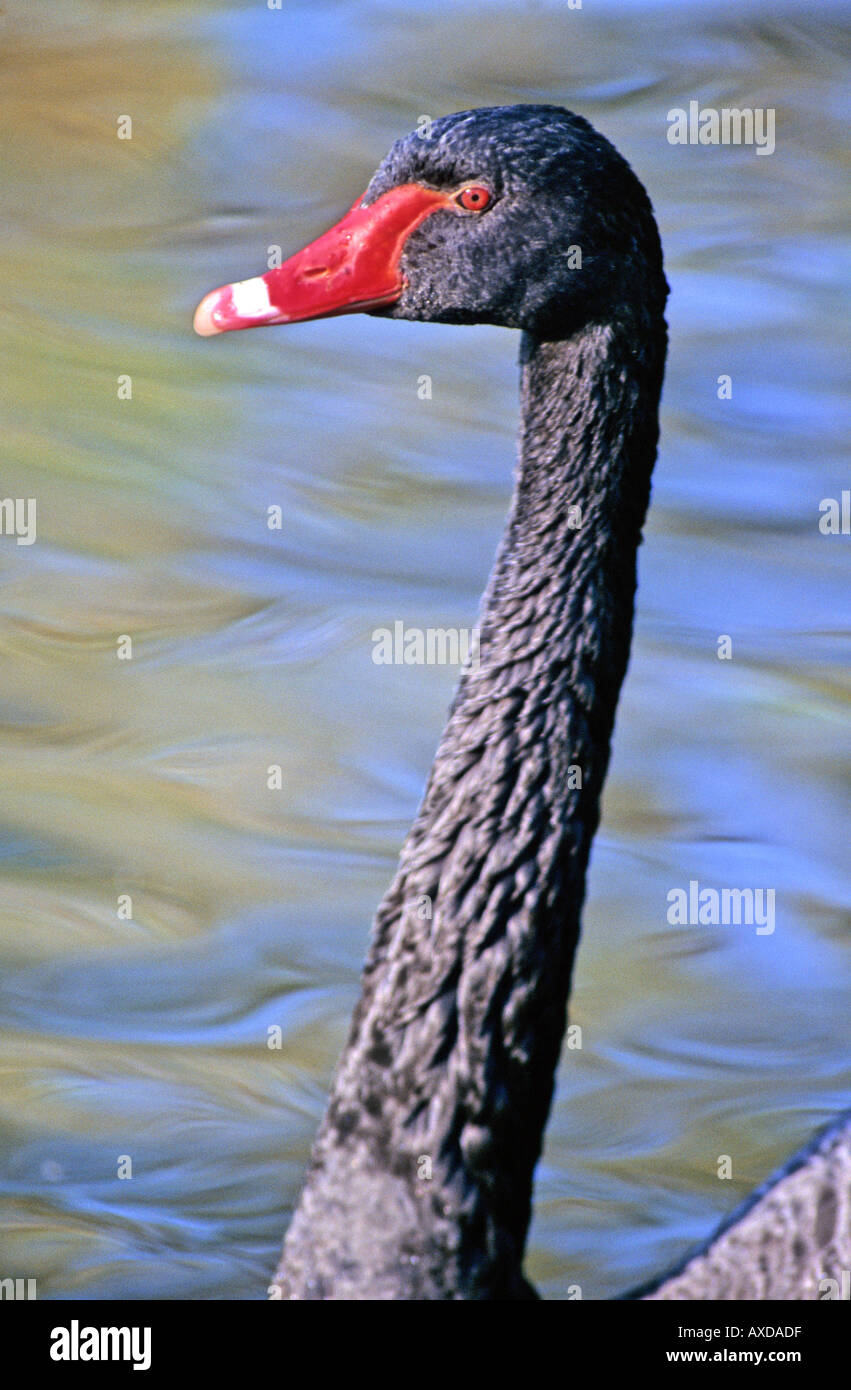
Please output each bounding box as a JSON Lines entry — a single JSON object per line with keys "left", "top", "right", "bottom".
{"left": 0, "top": 0, "right": 848, "bottom": 1298}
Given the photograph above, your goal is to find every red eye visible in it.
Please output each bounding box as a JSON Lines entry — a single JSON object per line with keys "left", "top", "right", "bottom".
{"left": 455, "top": 184, "right": 492, "bottom": 212}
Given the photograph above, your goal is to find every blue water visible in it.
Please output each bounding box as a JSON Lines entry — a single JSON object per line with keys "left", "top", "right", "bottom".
{"left": 0, "top": 0, "right": 847, "bottom": 1299}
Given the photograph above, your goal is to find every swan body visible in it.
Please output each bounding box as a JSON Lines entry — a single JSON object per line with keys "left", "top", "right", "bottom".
{"left": 640, "top": 1110, "right": 851, "bottom": 1301}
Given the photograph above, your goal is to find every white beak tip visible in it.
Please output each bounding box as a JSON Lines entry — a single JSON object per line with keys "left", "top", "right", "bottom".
{"left": 193, "top": 291, "right": 225, "bottom": 337}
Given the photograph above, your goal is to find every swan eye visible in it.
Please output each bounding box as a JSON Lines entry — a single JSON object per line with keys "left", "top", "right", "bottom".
{"left": 455, "top": 184, "right": 492, "bottom": 212}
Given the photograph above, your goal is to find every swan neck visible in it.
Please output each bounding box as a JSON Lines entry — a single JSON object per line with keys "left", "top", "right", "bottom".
{"left": 275, "top": 316, "right": 666, "bottom": 1299}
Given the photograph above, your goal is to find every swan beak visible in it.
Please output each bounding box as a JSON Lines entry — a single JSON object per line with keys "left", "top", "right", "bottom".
{"left": 193, "top": 183, "right": 451, "bottom": 336}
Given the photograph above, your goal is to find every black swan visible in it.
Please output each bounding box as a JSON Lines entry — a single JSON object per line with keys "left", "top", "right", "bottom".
{"left": 195, "top": 105, "right": 851, "bottom": 1301}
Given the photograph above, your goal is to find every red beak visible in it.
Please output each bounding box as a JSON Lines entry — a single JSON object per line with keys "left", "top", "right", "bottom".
{"left": 193, "top": 183, "right": 452, "bottom": 336}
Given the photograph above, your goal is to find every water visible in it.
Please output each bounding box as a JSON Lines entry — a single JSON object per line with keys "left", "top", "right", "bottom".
{"left": 0, "top": 0, "right": 848, "bottom": 1299}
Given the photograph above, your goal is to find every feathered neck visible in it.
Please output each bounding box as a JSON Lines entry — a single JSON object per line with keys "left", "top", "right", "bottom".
{"left": 274, "top": 314, "right": 667, "bottom": 1300}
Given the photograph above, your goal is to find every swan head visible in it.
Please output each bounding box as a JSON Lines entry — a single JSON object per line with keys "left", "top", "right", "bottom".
{"left": 194, "top": 104, "right": 667, "bottom": 342}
